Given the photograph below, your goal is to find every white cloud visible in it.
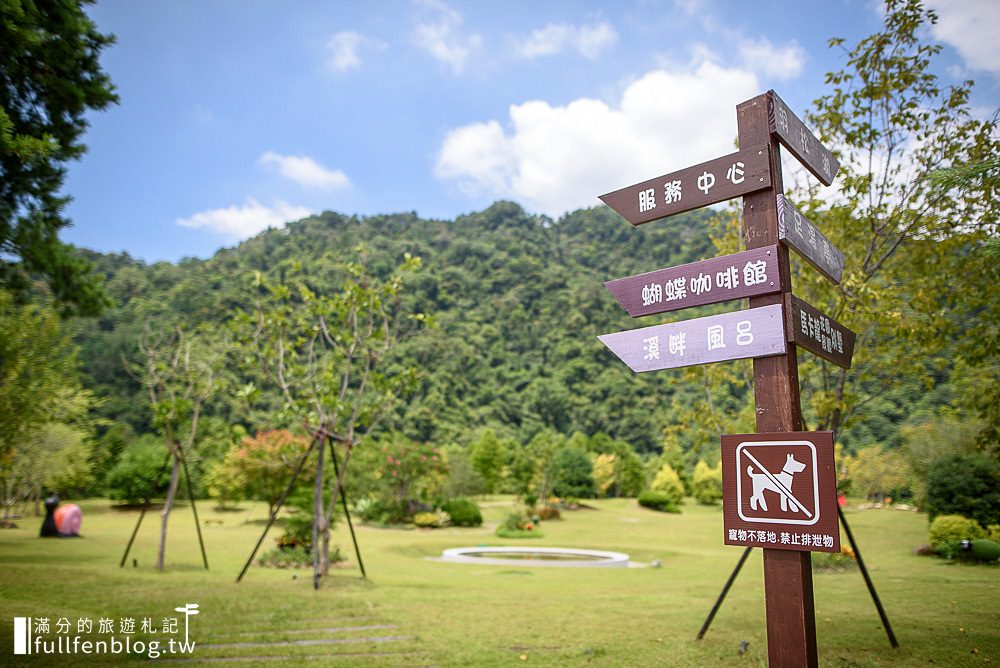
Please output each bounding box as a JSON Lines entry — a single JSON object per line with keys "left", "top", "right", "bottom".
{"left": 177, "top": 199, "right": 313, "bottom": 239}
{"left": 259, "top": 151, "right": 350, "bottom": 191}
{"left": 435, "top": 58, "right": 761, "bottom": 217}
{"left": 516, "top": 21, "right": 618, "bottom": 61}
{"left": 326, "top": 31, "right": 368, "bottom": 73}
{"left": 926, "top": 0, "right": 1000, "bottom": 75}
{"left": 737, "top": 37, "right": 805, "bottom": 81}
{"left": 412, "top": 0, "right": 482, "bottom": 74}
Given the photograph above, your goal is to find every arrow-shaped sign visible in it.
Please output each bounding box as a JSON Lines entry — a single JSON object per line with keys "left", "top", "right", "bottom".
{"left": 604, "top": 245, "right": 782, "bottom": 318}
{"left": 785, "top": 294, "right": 856, "bottom": 369}
{"left": 776, "top": 195, "right": 845, "bottom": 285}
{"left": 598, "top": 303, "right": 786, "bottom": 373}
{"left": 599, "top": 144, "right": 772, "bottom": 226}
{"left": 767, "top": 90, "right": 840, "bottom": 186}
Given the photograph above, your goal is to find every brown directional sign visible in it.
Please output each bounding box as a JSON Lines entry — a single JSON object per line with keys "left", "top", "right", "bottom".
{"left": 767, "top": 90, "right": 840, "bottom": 186}
{"left": 599, "top": 144, "right": 772, "bottom": 226}
{"left": 776, "top": 195, "right": 845, "bottom": 285}
{"left": 785, "top": 294, "right": 856, "bottom": 369}
{"left": 597, "top": 303, "right": 785, "bottom": 373}
{"left": 721, "top": 431, "right": 839, "bottom": 553}
{"left": 605, "top": 245, "right": 782, "bottom": 318}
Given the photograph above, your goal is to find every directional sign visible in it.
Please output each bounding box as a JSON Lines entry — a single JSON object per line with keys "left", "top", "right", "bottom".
{"left": 776, "top": 195, "right": 845, "bottom": 285}
{"left": 604, "top": 246, "right": 782, "bottom": 318}
{"left": 721, "top": 431, "right": 839, "bottom": 553}
{"left": 767, "top": 90, "right": 840, "bottom": 186}
{"left": 597, "top": 303, "right": 785, "bottom": 373}
{"left": 599, "top": 145, "right": 772, "bottom": 226}
{"left": 785, "top": 294, "right": 857, "bottom": 369}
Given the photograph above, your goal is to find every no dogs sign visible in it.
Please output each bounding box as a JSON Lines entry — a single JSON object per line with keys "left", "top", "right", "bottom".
{"left": 721, "top": 431, "right": 839, "bottom": 553}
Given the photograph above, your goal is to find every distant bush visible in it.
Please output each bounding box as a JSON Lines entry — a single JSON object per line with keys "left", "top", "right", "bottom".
{"left": 638, "top": 490, "right": 680, "bottom": 513}
{"left": 929, "top": 514, "right": 985, "bottom": 557}
{"left": 354, "top": 497, "right": 409, "bottom": 525}
{"left": 441, "top": 498, "right": 482, "bottom": 527}
{"left": 535, "top": 505, "right": 561, "bottom": 521}
{"left": 692, "top": 460, "right": 722, "bottom": 505}
{"left": 650, "top": 463, "right": 685, "bottom": 507}
{"left": 413, "top": 511, "right": 449, "bottom": 528}
{"left": 106, "top": 436, "right": 172, "bottom": 503}
{"left": 987, "top": 524, "right": 1000, "bottom": 544}
{"left": 551, "top": 446, "right": 596, "bottom": 499}
{"left": 925, "top": 454, "right": 1000, "bottom": 527}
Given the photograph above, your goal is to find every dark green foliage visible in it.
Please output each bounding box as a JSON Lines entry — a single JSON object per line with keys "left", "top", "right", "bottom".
{"left": 1, "top": 0, "right": 117, "bottom": 315}
{"left": 105, "top": 436, "right": 171, "bottom": 503}
{"left": 551, "top": 446, "right": 595, "bottom": 499}
{"left": 441, "top": 498, "right": 482, "bottom": 527}
{"left": 638, "top": 490, "right": 680, "bottom": 513}
{"left": 925, "top": 454, "right": 1000, "bottom": 527}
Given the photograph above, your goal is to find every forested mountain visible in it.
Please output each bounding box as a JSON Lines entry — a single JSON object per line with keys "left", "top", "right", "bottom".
{"left": 73, "top": 200, "right": 954, "bottom": 463}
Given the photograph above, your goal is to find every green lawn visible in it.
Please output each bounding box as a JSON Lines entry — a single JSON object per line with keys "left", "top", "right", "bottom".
{"left": 1, "top": 497, "right": 997, "bottom": 666}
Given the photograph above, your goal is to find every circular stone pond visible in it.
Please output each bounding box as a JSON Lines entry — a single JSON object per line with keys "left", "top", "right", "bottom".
{"left": 437, "top": 546, "right": 632, "bottom": 568}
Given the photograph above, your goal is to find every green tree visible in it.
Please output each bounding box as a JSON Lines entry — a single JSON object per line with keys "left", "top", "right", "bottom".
{"left": 550, "top": 445, "right": 595, "bottom": 499}
{"left": 794, "top": 0, "right": 998, "bottom": 442}
{"left": 238, "top": 252, "right": 426, "bottom": 585}
{"left": 842, "top": 446, "right": 911, "bottom": 502}
{"left": 469, "top": 429, "right": 506, "bottom": 494}
{"left": 133, "top": 325, "right": 225, "bottom": 570}
{"left": 650, "top": 462, "right": 685, "bottom": 508}
{"left": 0, "top": 0, "right": 117, "bottom": 315}
{"left": 692, "top": 460, "right": 722, "bottom": 505}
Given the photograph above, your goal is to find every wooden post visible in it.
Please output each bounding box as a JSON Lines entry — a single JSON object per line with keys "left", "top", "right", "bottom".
{"left": 737, "top": 93, "right": 818, "bottom": 667}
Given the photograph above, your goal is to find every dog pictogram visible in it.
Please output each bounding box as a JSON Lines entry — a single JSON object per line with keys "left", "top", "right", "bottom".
{"left": 748, "top": 453, "right": 807, "bottom": 513}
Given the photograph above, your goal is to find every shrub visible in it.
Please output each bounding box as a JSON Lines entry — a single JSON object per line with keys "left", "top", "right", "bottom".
{"left": 924, "top": 454, "right": 1000, "bottom": 527}
{"left": 987, "top": 524, "right": 1000, "bottom": 544}
{"left": 638, "top": 490, "right": 680, "bottom": 513}
{"left": 812, "top": 545, "right": 857, "bottom": 572}
{"left": 354, "top": 497, "right": 408, "bottom": 525}
{"left": 106, "top": 436, "right": 172, "bottom": 503}
{"left": 413, "top": 511, "right": 449, "bottom": 528}
{"left": 551, "top": 446, "right": 596, "bottom": 499}
{"left": 692, "top": 460, "right": 723, "bottom": 505}
{"left": 928, "top": 514, "right": 985, "bottom": 557}
{"left": 536, "top": 505, "right": 561, "bottom": 521}
{"left": 257, "top": 544, "right": 342, "bottom": 569}
{"left": 441, "top": 498, "right": 483, "bottom": 527}
{"left": 650, "top": 463, "right": 685, "bottom": 507}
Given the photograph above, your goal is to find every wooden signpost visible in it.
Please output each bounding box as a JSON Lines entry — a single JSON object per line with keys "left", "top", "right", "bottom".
{"left": 596, "top": 88, "right": 893, "bottom": 666}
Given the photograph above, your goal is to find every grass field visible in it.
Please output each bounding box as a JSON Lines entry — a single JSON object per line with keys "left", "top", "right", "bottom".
{"left": 1, "top": 497, "right": 997, "bottom": 666}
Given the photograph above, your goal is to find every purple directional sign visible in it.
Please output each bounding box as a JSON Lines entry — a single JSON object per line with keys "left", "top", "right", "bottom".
{"left": 776, "top": 195, "right": 845, "bottom": 285}
{"left": 604, "top": 245, "right": 782, "bottom": 318}
{"left": 767, "top": 90, "right": 840, "bottom": 186}
{"left": 597, "top": 303, "right": 786, "bottom": 373}
{"left": 599, "top": 145, "right": 772, "bottom": 226}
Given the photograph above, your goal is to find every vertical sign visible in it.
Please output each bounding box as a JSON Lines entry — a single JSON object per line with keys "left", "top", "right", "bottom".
{"left": 767, "top": 90, "right": 840, "bottom": 186}
{"left": 776, "top": 195, "right": 845, "bottom": 285}
{"left": 785, "top": 294, "right": 857, "bottom": 369}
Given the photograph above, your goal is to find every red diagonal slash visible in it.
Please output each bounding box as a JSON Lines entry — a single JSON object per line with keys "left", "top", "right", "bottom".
{"left": 742, "top": 449, "right": 812, "bottom": 518}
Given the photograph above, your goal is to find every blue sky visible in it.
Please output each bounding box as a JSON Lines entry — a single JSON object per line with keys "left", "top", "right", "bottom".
{"left": 62, "top": 0, "right": 999, "bottom": 263}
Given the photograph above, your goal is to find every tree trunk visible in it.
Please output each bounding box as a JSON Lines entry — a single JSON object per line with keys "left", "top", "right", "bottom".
{"left": 312, "top": 440, "right": 325, "bottom": 589}
{"left": 156, "top": 453, "right": 182, "bottom": 571}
